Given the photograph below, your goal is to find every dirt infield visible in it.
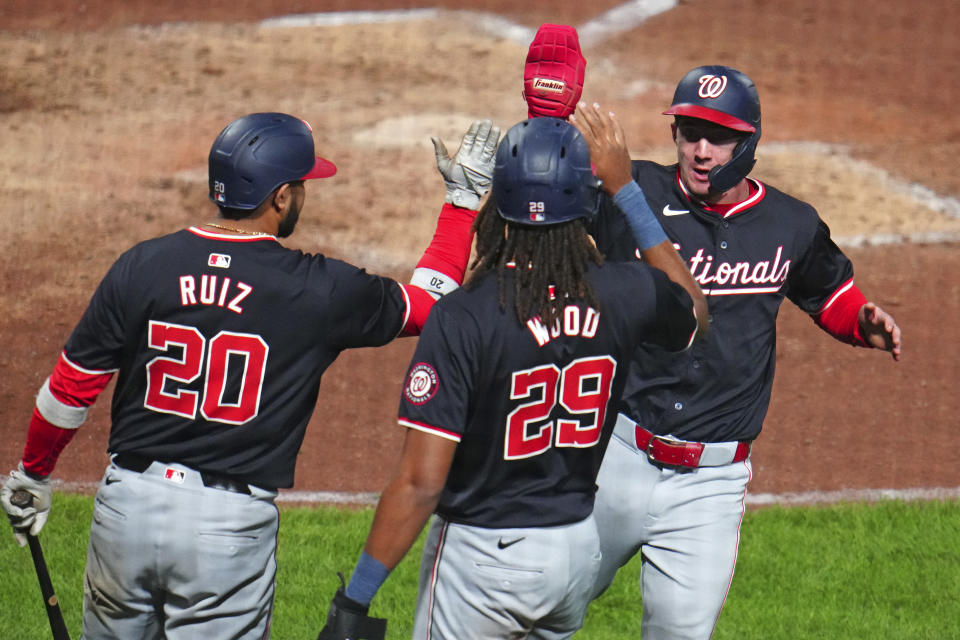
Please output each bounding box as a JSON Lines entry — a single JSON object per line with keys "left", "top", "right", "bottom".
{"left": 1, "top": 1, "right": 957, "bottom": 499}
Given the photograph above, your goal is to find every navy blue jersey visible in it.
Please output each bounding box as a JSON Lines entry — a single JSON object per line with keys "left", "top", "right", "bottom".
{"left": 397, "top": 262, "right": 697, "bottom": 528}
{"left": 63, "top": 227, "right": 409, "bottom": 488}
{"left": 591, "top": 161, "right": 856, "bottom": 443}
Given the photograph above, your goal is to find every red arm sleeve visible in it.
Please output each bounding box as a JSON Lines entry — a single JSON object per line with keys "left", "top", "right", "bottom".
{"left": 397, "top": 284, "right": 437, "bottom": 337}
{"left": 397, "top": 203, "right": 478, "bottom": 337}
{"left": 21, "top": 353, "right": 114, "bottom": 476}
{"left": 21, "top": 410, "right": 78, "bottom": 477}
{"left": 408, "top": 203, "right": 477, "bottom": 298}
{"left": 812, "top": 279, "right": 869, "bottom": 347}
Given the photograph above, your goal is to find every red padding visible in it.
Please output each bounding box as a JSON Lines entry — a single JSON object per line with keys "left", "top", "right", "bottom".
{"left": 813, "top": 281, "right": 869, "bottom": 347}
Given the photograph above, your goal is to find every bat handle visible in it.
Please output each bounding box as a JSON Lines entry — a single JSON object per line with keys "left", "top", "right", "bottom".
{"left": 10, "top": 489, "right": 34, "bottom": 508}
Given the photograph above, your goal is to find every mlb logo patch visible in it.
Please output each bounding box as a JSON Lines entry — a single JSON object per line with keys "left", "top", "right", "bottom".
{"left": 214, "top": 193, "right": 225, "bottom": 203}
{"left": 208, "top": 253, "right": 231, "bottom": 268}
{"left": 163, "top": 467, "right": 185, "bottom": 484}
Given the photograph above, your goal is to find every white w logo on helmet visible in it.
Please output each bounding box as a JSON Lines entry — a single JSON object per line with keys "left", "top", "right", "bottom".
{"left": 697, "top": 74, "right": 728, "bottom": 99}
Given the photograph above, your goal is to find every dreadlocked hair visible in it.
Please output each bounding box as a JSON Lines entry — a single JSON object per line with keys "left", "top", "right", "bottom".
{"left": 468, "top": 199, "right": 604, "bottom": 326}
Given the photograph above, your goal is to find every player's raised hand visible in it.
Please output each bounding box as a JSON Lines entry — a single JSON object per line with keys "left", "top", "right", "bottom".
{"left": 569, "top": 101, "right": 633, "bottom": 195}
{"left": 859, "top": 302, "right": 902, "bottom": 361}
{"left": 432, "top": 119, "right": 501, "bottom": 210}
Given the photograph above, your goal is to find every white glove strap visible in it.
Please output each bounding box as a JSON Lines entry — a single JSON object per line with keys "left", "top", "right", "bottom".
{"left": 410, "top": 267, "right": 460, "bottom": 299}
{"left": 36, "top": 377, "right": 87, "bottom": 429}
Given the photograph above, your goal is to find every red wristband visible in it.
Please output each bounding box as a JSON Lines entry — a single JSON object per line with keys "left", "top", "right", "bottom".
{"left": 814, "top": 281, "right": 868, "bottom": 347}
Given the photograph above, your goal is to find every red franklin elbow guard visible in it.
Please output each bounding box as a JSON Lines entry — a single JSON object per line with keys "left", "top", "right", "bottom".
{"left": 523, "top": 24, "right": 587, "bottom": 119}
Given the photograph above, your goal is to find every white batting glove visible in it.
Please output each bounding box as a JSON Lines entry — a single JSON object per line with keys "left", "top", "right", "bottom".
{"left": 1, "top": 462, "right": 52, "bottom": 547}
{"left": 431, "top": 119, "right": 501, "bottom": 210}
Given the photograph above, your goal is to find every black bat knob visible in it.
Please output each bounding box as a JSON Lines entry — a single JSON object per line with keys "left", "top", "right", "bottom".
{"left": 10, "top": 490, "right": 33, "bottom": 508}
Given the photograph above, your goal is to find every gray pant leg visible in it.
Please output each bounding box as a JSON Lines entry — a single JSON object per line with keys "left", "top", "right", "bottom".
{"left": 82, "top": 462, "right": 279, "bottom": 640}
{"left": 83, "top": 466, "right": 164, "bottom": 640}
{"left": 414, "top": 515, "right": 601, "bottom": 640}
{"left": 591, "top": 431, "right": 658, "bottom": 600}
{"left": 640, "top": 460, "right": 752, "bottom": 640}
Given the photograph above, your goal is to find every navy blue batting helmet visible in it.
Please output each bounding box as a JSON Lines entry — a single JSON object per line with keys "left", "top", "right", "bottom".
{"left": 493, "top": 117, "right": 600, "bottom": 225}
{"left": 663, "top": 65, "right": 761, "bottom": 192}
{"left": 208, "top": 112, "right": 336, "bottom": 211}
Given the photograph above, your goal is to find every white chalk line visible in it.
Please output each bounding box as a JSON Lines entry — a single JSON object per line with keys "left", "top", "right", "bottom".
{"left": 834, "top": 230, "right": 960, "bottom": 248}
{"left": 284, "top": 486, "right": 960, "bottom": 507}
{"left": 259, "top": 8, "right": 440, "bottom": 28}
{"left": 256, "top": 1, "right": 679, "bottom": 47}
{"left": 746, "top": 486, "right": 960, "bottom": 507}
{"left": 7, "top": 479, "right": 958, "bottom": 507}
{"left": 253, "top": 7, "right": 960, "bottom": 248}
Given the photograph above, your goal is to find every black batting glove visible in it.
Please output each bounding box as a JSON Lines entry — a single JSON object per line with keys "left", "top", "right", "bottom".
{"left": 317, "top": 573, "right": 387, "bottom": 640}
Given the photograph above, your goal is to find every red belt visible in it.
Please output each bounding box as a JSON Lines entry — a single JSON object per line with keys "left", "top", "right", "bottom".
{"left": 634, "top": 426, "right": 750, "bottom": 469}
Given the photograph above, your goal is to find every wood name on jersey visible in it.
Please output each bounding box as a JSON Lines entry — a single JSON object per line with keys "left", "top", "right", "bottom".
{"left": 526, "top": 305, "right": 600, "bottom": 347}
{"left": 179, "top": 274, "right": 253, "bottom": 314}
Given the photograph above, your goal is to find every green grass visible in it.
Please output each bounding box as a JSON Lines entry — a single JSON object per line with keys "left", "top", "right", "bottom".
{"left": 2, "top": 495, "right": 958, "bottom": 639}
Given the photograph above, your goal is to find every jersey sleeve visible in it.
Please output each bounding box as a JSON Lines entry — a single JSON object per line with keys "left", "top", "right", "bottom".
{"left": 397, "top": 302, "right": 474, "bottom": 441}
{"left": 325, "top": 262, "right": 412, "bottom": 348}
{"left": 327, "top": 203, "right": 478, "bottom": 341}
{"left": 589, "top": 188, "right": 636, "bottom": 261}
{"left": 785, "top": 218, "right": 856, "bottom": 314}
{"left": 641, "top": 266, "right": 699, "bottom": 352}
{"left": 21, "top": 255, "right": 128, "bottom": 476}
{"left": 63, "top": 252, "right": 133, "bottom": 372}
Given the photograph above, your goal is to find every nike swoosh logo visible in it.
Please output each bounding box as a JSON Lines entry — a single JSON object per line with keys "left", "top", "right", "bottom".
{"left": 662, "top": 204, "right": 690, "bottom": 216}
{"left": 497, "top": 537, "right": 525, "bottom": 549}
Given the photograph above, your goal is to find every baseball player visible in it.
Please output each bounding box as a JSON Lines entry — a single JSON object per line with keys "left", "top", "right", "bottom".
{"left": 0, "top": 111, "right": 500, "bottom": 639}
{"left": 316, "top": 115, "right": 707, "bottom": 640}
{"left": 569, "top": 67, "right": 902, "bottom": 639}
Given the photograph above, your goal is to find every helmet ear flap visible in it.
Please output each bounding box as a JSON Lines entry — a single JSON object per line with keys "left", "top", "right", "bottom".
{"left": 708, "top": 124, "right": 760, "bottom": 193}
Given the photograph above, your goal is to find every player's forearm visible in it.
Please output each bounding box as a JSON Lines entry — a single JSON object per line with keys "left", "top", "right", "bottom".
{"left": 347, "top": 428, "right": 455, "bottom": 602}
{"left": 641, "top": 240, "right": 709, "bottom": 340}
{"left": 21, "top": 354, "right": 114, "bottom": 476}
{"left": 399, "top": 203, "right": 478, "bottom": 336}
{"left": 409, "top": 203, "right": 477, "bottom": 299}
{"left": 364, "top": 478, "right": 442, "bottom": 570}
{"left": 21, "top": 410, "right": 77, "bottom": 477}
{"left": 341, "top": 477, "right": 440, "bottom": 606}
